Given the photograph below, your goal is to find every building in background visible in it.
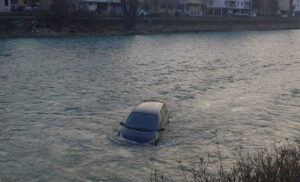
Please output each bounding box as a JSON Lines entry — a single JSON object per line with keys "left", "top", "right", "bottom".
{"left": 157, "top": 0, "right": 177, "bottom": 15}
{"left": 2, "top": 0, "right": 298, "bottom": 17}
{"left": 141, "top": 0, "right": 205, "bottom": 16}
{"left": 206, "top": 0, "right": 252, "bottom": 16}
{"left": 10, "top": 0, "right": 46, "bottom": 11}
{"left": 278, "top": 0, "right": 291, "bottom": 15}
{"left": 177, "top": 0, "right": 205, "bottom": 16}
{"left": 0, "top": 0, "right": 11, "bottom": 12}
{"left": 226, "top": 0, "right": 252, "bottom": 15}
{"left": 205, "top": 0, "right": 227, "bottom": 16}
{"left": 10, "top": 0, "right": 18, "bottom": 11}
{"left": 77, "top": 0, "right": 122, "bottom": 15}
{"left": 10, "top": 0, "right": 24, "bottom": 11}
{"left": 293, "top": 0, "right": 300, "bottom": 16}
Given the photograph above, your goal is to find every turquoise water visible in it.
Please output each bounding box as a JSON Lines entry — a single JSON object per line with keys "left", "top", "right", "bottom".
{"left": 0, "top": 30, "right": 300, "bottom": 181}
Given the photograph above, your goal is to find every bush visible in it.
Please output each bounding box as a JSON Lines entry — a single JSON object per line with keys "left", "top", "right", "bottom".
{"left": 150, "top": 142, "right": 300, "bottom": 182}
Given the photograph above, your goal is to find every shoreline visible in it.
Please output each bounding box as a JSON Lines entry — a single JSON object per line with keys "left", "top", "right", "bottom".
{"left": 1, "top": 16, "right": 300, "bottom": 39}
{"left": 1, "top": 27, "right": 300, "bottom": 40}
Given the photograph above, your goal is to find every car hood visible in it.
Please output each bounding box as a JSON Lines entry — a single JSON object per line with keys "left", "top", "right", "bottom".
{"left": 120, "top": 127, "right": 157, "bottom": 143}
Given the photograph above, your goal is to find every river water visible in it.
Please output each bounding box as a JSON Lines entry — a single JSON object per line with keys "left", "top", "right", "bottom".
{"left": 0, "top": 30, "right": 299, "bottom": 182}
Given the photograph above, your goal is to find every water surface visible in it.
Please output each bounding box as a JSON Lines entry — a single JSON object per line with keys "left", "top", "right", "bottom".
{"left": 0, "top": 30, "right": 300, "bottom": 181}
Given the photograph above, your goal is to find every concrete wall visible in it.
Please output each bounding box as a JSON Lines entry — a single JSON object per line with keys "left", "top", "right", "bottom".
{"left": 0, "top": 0, "right": 11, "bottom": 12}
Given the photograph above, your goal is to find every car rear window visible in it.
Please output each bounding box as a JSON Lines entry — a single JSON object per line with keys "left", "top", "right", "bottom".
{"left": 125, "top": 112, "right": 158, "bottom": 131}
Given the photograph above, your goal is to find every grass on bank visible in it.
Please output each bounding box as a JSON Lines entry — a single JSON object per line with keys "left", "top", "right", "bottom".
{"left": 150, "top": 140, "right": 300, "bottom": 182}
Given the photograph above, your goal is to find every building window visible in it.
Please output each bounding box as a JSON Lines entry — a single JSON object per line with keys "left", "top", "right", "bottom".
{"left": 5, "top": 0, "right": 9, "bottom": 6}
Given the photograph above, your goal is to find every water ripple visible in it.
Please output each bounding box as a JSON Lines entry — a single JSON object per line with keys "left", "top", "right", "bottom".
{"left": 0, "top": 30, "right": 300, "bottom": 182}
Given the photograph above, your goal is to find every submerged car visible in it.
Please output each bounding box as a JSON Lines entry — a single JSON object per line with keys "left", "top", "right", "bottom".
{"left": 119, "top": 101, "right": 169, "bottom": 144}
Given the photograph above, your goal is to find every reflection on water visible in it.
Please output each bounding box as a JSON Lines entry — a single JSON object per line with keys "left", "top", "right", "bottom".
{"left": 0, "top": 30, "right": 300, "bottom": 181}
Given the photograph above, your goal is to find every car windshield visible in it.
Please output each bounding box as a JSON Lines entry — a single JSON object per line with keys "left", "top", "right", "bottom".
{"left": 125, "top": 112, "right": 158, "bottom": 131}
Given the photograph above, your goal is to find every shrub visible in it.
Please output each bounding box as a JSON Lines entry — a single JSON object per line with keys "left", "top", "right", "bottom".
{"left": 150, "top": 142, "right": 300, "bottom": 182}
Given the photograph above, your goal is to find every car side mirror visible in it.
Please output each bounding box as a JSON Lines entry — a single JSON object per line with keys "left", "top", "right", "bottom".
{"left": 158, "top": 128, "right": 165, "bottom": 132}
{"left": 120, "top": 122, "right": 125, "bottom": 126}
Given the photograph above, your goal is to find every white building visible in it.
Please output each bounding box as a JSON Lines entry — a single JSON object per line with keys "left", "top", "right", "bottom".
{"left": 226, "top": 0, "right": 251, "bottom": 15}
{"left": 77, "top": 0, "right": 122, "bottom": 15}
{"left": 157, "top": 0, "right": 177, "bottom": 15}
{"left": 206, "top": 0, "right": 251, "bottom": 16}
{"left": 205, "top": 0, "right": 227, "bottom": 16}
{"left": 0, "top": 0, "right": 11, "bottom": 12}
{"left": 293, "top": 0, "right": 300, "bottom": 16}
{"left": 177, "top": 0, "right": 205, "bottom": 16}
{"left": 278, "top": 0, "right": 290, "bottom": 15}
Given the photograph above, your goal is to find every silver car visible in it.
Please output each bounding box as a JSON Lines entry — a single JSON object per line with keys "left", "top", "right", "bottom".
{"left": 119, "top": 101, "right": 169, "bottom": 145}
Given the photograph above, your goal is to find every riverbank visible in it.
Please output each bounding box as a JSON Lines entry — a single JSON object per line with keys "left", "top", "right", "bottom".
{"left": 150, "top": 143, "right": 300, "bottom": 182}
{"left": 1, "top": 16, "right": 300, "bottom": 38}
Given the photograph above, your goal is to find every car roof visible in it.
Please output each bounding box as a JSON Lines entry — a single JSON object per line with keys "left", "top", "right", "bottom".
{"left": 133, "top": 101, "right": 165, "bottom": 115}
